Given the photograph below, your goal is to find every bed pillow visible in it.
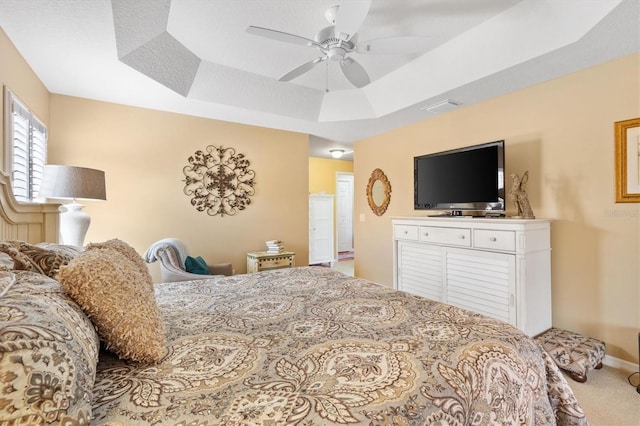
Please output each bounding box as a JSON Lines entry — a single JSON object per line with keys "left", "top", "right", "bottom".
{"left": 0, "top": 240, "right": 78, "bottom": 278}
{"left": 0, "top": 252, "right": 14, "bottom": 270}
{"left": 58, "top": 247, "right": 166, "bottom": 363}
{"left": 85, "top": 238, "right": 152, "bottom": 287}
{"left": 36, "top": 242, "right": 83, "bottom": 258}
{"left": 185, "top": 255, "right": 209, "bottom": 274}
{"left": 0, "top": 270, "right": 100, "bottom": 424}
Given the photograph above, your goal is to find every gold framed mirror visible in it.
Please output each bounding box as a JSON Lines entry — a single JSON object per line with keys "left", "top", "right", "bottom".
{"left": 366, "top": 168, "right": 392, "bottom": 216}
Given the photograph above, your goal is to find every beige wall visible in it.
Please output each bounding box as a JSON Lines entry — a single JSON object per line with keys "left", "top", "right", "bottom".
{"left": 309, "top": 157, "right": 353, "bottom": 194}
{"left": 354, "top": 53, "right": 640, "bottom": 364}
{"left": 47, "top": 95, "right": 310, "bottom": 280}
{"left": 0, "top": 27, "right": 50, "bottom": 168}
{"left": 2, "top": 24, "right": 310, "bottom": 281}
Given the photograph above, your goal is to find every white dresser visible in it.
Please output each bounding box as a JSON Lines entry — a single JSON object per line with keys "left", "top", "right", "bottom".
{"left": 392, "top": 217, "right": 551, "bottom": 336}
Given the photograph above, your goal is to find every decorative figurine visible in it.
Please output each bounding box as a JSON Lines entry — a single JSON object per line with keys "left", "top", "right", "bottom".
{"left": 508, "top": 171, "right": 535, "bottom": 219}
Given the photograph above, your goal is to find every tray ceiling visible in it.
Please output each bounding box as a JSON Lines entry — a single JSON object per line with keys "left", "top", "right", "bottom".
{"left": 0, "top": 0, "right": 637, "bottom": 158}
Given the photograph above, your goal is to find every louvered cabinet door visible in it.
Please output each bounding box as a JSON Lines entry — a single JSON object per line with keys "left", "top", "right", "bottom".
{"left": 444, "top": 247, "right": 516, "bottom": 326}
{"left": 396, "top": 241, "right": 444, "bottom": 302}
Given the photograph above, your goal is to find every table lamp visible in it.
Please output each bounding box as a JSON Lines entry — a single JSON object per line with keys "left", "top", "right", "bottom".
{"left": 38, "top": 165, "right": 106, "bottom": 247}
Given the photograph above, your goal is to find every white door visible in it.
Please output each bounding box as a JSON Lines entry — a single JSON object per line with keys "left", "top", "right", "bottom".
{"left": 309, "top": 194, "right": 335, "bottom": 264}
{"left": 336, "top": 173, "right": 354, "bottom": 252}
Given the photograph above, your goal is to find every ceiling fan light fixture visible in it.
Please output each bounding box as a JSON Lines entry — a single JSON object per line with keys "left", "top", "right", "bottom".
{"left": 330, "top": 149, "right": 345, "bottom": 159}
{"left": 325, "top": 5, "right": 339, "bottom": 24}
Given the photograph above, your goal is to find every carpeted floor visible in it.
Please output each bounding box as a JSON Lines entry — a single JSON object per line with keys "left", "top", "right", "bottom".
{"left": 568, "top": 365, "right": 639, "bottom": 425}
{"left": 331, "top": 259, "right": 353, "bottom": 276}
{"left": 338, "top": 250, "right": 354, "bottom": 260}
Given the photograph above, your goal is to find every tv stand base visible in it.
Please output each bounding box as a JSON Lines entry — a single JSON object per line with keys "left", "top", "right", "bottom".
{"left": 427, "top": 211, "right": 506, "bottom": 218}
{"left": 428, "top": 210, "right": 464, "bottom": 217}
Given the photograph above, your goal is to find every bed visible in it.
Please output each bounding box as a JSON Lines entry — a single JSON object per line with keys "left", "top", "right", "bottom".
{"left": 0, "top": 176, "right": 587, "bottom": 425}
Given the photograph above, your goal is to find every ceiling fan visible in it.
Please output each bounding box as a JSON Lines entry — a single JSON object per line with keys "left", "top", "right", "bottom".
{"left": 246, "top": 0, "right": 431, "bottom": 90}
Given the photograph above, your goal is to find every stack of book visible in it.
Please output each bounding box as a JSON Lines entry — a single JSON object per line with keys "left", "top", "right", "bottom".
{"left": 265, "top": 240, "right": 284, "bottom": 254}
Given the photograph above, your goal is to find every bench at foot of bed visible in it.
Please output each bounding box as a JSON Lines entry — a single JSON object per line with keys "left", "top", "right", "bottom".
{"left": 535, "top": 327, "right": 605, "bottom": 383}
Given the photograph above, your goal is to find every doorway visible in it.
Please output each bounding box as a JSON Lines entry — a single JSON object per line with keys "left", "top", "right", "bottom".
{"left": 336, "top": 172, "right": 354, "bottom": 257}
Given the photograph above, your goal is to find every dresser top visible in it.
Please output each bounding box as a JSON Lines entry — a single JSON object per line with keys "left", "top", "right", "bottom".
{"left": 392, "top": 216, "right": 550, "bottom": 224}
{"left": 247, "top": 251, "right": 296, "bottom": 258}
{"left": 392, "top": 216, "right": 550, "bottom": 231}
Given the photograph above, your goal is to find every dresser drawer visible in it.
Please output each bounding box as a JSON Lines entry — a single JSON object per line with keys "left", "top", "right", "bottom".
{"left": 247, "top": 251, "right": 295, "bottom": 273}
{"left": 473, "top": 229, "right": 516, "bottom": 252}
{"left": 419, "top": 226, "right": 471, "bottom": 247}
{"left": 258, "top": 256, "right": 294, "bottom": 270}
{"left": 394, "top": 225, "right": 418, "bottom": 241}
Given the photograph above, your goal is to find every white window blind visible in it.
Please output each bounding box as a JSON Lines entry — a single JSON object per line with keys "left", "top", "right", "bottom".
{"left": 5, "top": 89, "right": 47, "bottom": 202}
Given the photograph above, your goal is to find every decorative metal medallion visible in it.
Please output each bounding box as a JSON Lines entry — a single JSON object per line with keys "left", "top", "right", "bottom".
{"left": 183, "top": 145, "right": 256, "bottom": 217}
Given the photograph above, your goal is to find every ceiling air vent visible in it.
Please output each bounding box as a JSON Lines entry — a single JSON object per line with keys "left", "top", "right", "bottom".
{"left": 421, "top": 99, "right": 463, "bottom": 113}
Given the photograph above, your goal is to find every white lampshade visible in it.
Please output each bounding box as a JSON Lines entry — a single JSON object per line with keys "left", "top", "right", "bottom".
{"left": 38, "top": 165, "right": 106, "bottom": 247}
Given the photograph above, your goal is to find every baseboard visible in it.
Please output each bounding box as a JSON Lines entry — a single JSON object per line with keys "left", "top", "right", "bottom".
{"left": 603, "top": 354, "right": 638, "bottom": 372}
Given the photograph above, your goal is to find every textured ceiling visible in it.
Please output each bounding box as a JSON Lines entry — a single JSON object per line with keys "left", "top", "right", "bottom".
{"left": 0, "top": 0, "right": 638, "bottom": 159}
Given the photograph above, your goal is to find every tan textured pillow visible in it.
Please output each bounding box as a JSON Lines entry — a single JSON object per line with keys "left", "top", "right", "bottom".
{"left": 58, "top": 247, "right": 166, "bottom": 363}
{"left": 85, "top": 239, "right": 153, "bottom": 288}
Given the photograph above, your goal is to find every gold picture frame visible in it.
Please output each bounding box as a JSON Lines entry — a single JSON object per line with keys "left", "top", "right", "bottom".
{"left": 615, "top": 117, "right": 640, "bottom": 203}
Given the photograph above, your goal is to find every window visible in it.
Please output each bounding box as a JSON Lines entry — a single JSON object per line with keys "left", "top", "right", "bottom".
{"left": 4, "top": 88, "right": 47, "bottom": 202}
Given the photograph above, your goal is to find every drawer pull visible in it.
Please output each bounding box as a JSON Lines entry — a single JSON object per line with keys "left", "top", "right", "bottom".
{"left": 490, "top": 237, "right": 497, "bottom": 242}
{"left": 459, "top": 235, "right": 465, "bottom": 239}
{"left": 404, "top": 230, "right": 408, "bottom": 234}
{"left": 424, "top": 232, "right": 429, "bottom": 237}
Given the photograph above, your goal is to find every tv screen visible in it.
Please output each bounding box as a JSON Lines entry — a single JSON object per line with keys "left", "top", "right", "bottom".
{"left": 414, "top": 140, "right": 505, "bottom": 214}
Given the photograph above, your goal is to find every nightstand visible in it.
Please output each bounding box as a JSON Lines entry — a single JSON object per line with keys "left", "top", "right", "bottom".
{"left": 246, "top": 251, "right": 295, "bottom": 273}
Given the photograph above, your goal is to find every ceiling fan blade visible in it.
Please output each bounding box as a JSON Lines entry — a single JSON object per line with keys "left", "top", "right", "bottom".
{"left": 279, "top": 56, "right": 327, "bottom": 82}
{"left": 357, "top": 36, "right": 433, "bottom": 54}
{"left": 334, "top": 0, "right": 372, "bottom": 41}
{"left": 340, "top": 56, "right": 370, "bottom": 88}
{"left": 246, "top": 25, "right": 318, "bottom": 47}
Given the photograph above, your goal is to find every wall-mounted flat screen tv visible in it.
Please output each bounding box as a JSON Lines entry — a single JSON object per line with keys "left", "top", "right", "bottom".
{"left": 414, "top": 140, "right": 505, "bottom": 214}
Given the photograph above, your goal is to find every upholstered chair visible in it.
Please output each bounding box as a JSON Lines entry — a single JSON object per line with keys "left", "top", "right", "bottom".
{"left": 144, "top": 238, "right": 232, "bottom": 282}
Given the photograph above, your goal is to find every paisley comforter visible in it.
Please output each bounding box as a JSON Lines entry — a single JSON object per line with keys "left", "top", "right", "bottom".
{"left": 91, "top": 267, "right": 586, "bottom": 425}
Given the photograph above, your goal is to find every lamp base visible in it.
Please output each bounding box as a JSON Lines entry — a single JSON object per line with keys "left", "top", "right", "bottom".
{"left": 59, "top": 202, "right": 90, "bottom": 248}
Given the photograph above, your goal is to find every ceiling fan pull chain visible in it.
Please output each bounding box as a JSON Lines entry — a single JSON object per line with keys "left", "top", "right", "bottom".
{"left": 325, "top": 60, "right": 330, "bottom": 93}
